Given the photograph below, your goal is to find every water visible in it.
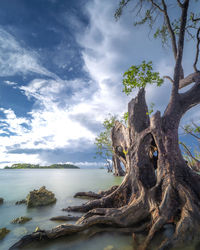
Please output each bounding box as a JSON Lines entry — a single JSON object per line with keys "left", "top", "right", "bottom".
{"left": 0, "top": 169, "right": 133, "bottom": 250}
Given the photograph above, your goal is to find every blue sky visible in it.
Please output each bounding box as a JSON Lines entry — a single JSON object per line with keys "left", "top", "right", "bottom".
{"left": 0, "top": 0, "right": 199, "bottom": 168}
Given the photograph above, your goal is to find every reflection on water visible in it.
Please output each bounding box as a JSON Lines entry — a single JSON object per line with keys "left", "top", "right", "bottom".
{"left": 0, "top": 169, "right": 197, "bottom": 250}
{"left": 0, "top": 169, "right": 131, "bottom": 250}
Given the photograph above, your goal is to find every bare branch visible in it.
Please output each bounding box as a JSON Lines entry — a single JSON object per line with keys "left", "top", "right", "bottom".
{"left": 191, "top": 13, "right": 200, "bottom": 22}
{"left": 150, "top": 0, "right": 164, "bottom": 12}
{"left": 173, "top": 0, "right": 189, "bottom": 91}
{"left": 163, "top": 75, "right": 174, "bottom": 83}
{"left": 177, "top": 0, "right": 184, "bottom": 8}
{"left": 161, "top": 0, "right": 177, "bottom": 59}
{"left": 180, "top": 142, "right": 200, "bottom": 162}
{"left": 114, "top": 0, "right": 131, "bottom": 20}
{"left": 179, "top": 72, "right": 200, "bottom": 89}
{"left": 191, "top": 122, "right": 200, "bottom": 138}
{"left": 193, "top": 17, "right": 200, "bottom": 22}
{"left": 193, "top": 27, "right": 200, "bottom": 72}
{"left": 180, "top": 73, "right": 200, "bottom": 115}
{"left": 182, "top": 125, "right": 200, "bottom": 140}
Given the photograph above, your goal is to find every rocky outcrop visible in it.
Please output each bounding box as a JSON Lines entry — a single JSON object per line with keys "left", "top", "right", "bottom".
{"left": 11, "top": 217, "right": 32, "bottom": 224}
{"left": 0, "top": 198, "right": 4, "bottom": 205}
{"left": 15, "top": 199, "right": 26, "bottom": 205}
{"left": 0, "top": 228, "right": 10, "bottom": 240}
{"left": 26, "top": 186, "right": 56, "bottom": 207}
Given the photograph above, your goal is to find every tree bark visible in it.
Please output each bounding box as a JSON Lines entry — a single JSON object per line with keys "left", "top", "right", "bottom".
{"left": 112, "top": 155, "right": 125, "bottom": 176}
{"left": 10, "top": 89, "right": 200, "bottom": 250}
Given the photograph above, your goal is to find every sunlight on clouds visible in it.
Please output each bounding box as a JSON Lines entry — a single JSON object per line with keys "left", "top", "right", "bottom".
{"left": 0, "top": 0, "right": 198, "bottom": 167}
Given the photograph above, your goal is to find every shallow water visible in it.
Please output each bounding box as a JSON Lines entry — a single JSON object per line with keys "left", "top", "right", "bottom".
{"left": 0, "top": 169, "right": 198, "bottom": 250}
{"left": 0, "top": 169, "right": 134, "bottom": 250}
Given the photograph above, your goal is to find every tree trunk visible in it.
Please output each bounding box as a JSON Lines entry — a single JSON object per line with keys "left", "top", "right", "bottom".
{"left": 112, "top": 154, "right": 125, "bottom": 176}
{"left": 106, "top": 159, "right": 112, "bottom": 173}
{"left": 10, "top": 89, "right": 200, "bottom": 250}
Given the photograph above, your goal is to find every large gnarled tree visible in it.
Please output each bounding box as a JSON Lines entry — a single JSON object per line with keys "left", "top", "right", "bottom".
{"left": 10, "top": 1, "right": 200, "bottom": 249}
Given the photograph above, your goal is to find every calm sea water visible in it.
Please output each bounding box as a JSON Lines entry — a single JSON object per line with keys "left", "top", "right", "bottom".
{"left": 0, "top": 169, "right": 134, "bottom": 250}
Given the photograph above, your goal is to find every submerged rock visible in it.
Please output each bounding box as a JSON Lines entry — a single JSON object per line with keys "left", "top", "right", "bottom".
{"left": 11, "top": 216, "right": 32, "bottom": 224}
{"left": 0, "top": 227, "right": 10, "bottom": 240}
{"left": 26, "top": 186, "right": 56, "bottom": 207}
{"left": 15, "top": 199, "right": 26, "bottom": 205}
{"left": 0, "top": 198, "right": 4, "bottom": 204}
{"left": 104, "top": 246, "right": 114, "bottom": 250}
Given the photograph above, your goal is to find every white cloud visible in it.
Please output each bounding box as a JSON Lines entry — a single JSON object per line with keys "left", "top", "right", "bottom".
{"left": 0, "top": 153, "right": 42, "bottom": 169}
{"left": 65, "top": 161, "right": 106, "bottom": 168}
{"left": 0, "top": 27, "right": 58, "bottom": 78}
{"left": 4, "top": 80, "right": 17, "bottom": 86}
{"left": 0, "top": 0, "right": 199, "bottom": 168}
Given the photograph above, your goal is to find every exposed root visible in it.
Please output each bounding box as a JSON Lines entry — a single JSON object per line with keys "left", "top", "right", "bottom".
{"left": 9, "top": 213, "right": 130, "bottom": 249}
{"left": 50, "top": 215, "right": 80, "bottom": 222}
{"left": 63, "top": 180, "right": 130, "bottom": 213}
{"left": 73, "top": 185, "right": 119, "bottom": 199}
{"left": 62, "top": 198, "right": 107, "bottom": 213}
{"left": 9, "top": 176, "right": 200, "bottom": 250}
{"left": 74, "top": 191, "right": 102, "bottom": 199}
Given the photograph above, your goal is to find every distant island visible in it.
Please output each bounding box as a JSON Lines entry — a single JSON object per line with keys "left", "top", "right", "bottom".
{"left": 4, "top": 163, "right": 80, "bottom": 169}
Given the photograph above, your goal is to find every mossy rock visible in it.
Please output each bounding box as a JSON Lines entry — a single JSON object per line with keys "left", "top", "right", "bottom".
{"left": 26, "top": 186, "right": 56, "bottom": 207}
{"left": 11, "top": 216, "right": 32, "bottom": 224}
{"left": 0, "top": 198, "right": 4, "bottom": 205}
{"left": 0, "top": 228, "right": 10, "bottom": 240}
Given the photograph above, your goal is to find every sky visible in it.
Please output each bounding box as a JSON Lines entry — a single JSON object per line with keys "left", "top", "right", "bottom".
{"left": 0, "top": 0, "right": 199, "bottom": 168}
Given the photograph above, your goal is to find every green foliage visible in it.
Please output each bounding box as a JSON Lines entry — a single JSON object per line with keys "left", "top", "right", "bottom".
{"left": 95, "top": 114, "right": 117, "bottom": 160}
{"left": 183, "top": 122, "right": 200, "bottom": 137}
{"left": 122, "top": 61, "right": 163, "bottom": 95}
{"left": 123, "top": 112, "right": 129, "bottom": 125}
{"left": 154, "top": 25, "right": 168, "bottom": 45}
{"left": 95, "top": 112, "right": 130, "bottom": 161}
{"left": 103, "top": 115, "right": 116, "bottom": 130}
{"left": 134, "top": 9, "right": 154, "bottom": 28}
{"left": 4, "top": 163, "right": 79, "bottom": 169}
{"left": 180, "top": 141, "right": 200, "bottom": 167}
{"left": 146, "top": 103, "right": 155, "bottom": 116}
{"left": 115, "top": 1, "right": 200, "bottom": 47}
{"left": 180, "top": 122, "right": 200, "bottom": 166}
{"left": 194, "top": 126, "right": 200, "bottom": 133}
{"left": 114, "top": 0, "right": 131, "bottom": 20}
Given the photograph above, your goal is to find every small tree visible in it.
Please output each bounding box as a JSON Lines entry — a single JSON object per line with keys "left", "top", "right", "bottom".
{"left": 95, "top": 115, "right": 125, "bottom": 176}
